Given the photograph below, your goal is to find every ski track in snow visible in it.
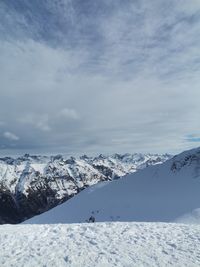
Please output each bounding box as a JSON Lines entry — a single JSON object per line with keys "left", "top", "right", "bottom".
{"left": 0, "top": 222, "right": 200, "bottom": 267}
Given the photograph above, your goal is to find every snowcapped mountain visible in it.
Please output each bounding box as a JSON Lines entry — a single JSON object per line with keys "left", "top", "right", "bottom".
{"left": 0, "top": 152, "right": 170, "bottom": 223}
{"left": 25, "top": 147, "right": 200, "bottom": 224}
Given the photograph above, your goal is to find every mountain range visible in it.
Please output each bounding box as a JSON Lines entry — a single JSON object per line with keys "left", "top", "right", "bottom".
{"left": 25, "top": 147, "right": 200, "bottom": 224}
{"left": 0, "top": 152, "right": 170, "bottom": 223}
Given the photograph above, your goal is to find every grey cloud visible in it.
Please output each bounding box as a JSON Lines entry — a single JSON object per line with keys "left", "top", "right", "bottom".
{"left": 3, "top": 132, "right": 19, "bottom": 141}
{"left": 58, "top": 108, "right": 79, "bottom": 120}
{"left": 0, "top": 0, "right": 200, "bottom": 155}
{"left": 19, "top": 113, "right": 51, "bottom": 132}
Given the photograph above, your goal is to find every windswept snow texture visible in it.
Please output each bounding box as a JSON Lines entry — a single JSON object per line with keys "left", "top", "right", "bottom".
{"left": 26, "top": 147, "right": 200, "bottom": 224}
{"left": 1, "top": 222, "right": 200, "bottom": 267}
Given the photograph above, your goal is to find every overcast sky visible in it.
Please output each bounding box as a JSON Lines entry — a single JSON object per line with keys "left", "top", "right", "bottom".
{"left": 0, "top": 0, "right": 200, "bottom": 156}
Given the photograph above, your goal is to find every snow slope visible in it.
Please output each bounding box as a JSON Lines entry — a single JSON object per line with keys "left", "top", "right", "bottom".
{"left": 26, "top": 147, "right": 200, "bottom": 224}
{"left": 175, "top": 208, "right": 200, "bottom": 224}
{"left": 1, "top": 222, "right": 200, "bottom": 267}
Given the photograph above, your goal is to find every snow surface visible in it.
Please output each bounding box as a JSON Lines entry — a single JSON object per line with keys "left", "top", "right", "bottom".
{"left": 175, "top": 208, "right": 200, "bottom": 224}
{"left": 1, "top": 222, "right": 200, "bottom": 267}
{"left": 25, "top": 147, "right": 200, "bottom": 224}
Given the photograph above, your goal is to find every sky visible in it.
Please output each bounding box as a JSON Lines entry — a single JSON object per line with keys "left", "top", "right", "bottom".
{"left": 0, "top": 0, "right": 200, "bottom": 156}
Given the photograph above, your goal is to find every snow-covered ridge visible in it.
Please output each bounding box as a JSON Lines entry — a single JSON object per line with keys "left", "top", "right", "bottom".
{"left": 0, "top": 153, "right": 171, "bottom": 192}
{"left": 26, "top": 147, "right": 200, "bottom": 224}
{"left": 1, "top": 222, "right": 200, "bottom": 267}
{"left": 0, "top": 152, "right": 171, "bottom": 223}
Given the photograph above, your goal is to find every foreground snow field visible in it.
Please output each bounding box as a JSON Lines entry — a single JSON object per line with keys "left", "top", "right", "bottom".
{"left": 1, "top": 222, "right": 200, "bottom": 267}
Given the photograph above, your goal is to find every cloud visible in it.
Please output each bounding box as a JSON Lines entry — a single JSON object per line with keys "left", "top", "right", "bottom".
{"left": 58, "top": 108, "right": 79, "bottom": 120}
{"left": 0, "top": 0, "right": 200, "bottom": 155}
{"left": 19, "top": 113, "right": 51, "bottom": 132}
{"left": 3, "top": 132, "right": 19, "bottom": 141}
